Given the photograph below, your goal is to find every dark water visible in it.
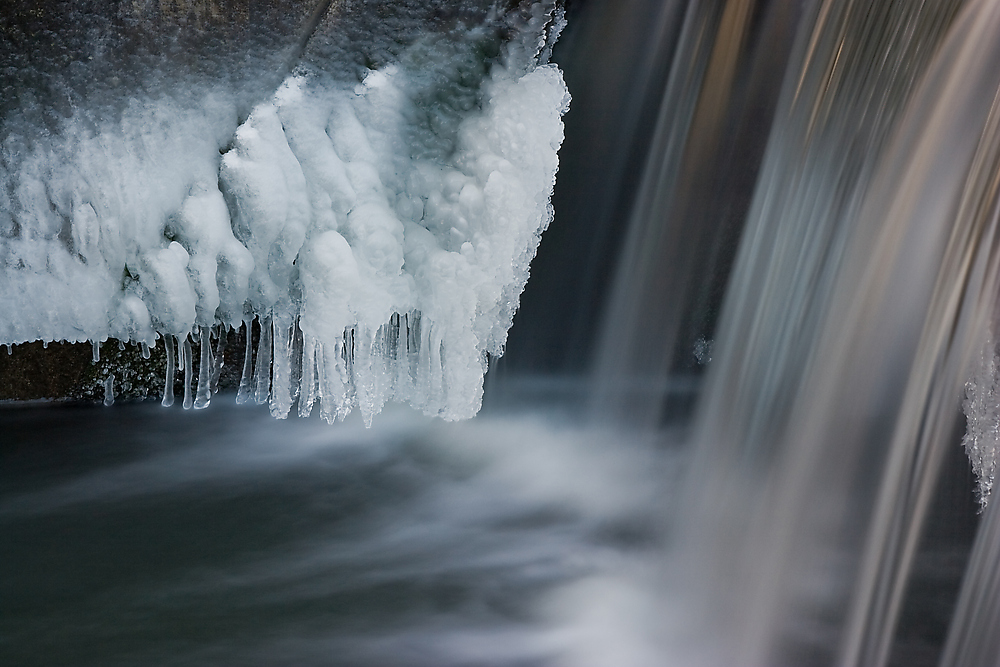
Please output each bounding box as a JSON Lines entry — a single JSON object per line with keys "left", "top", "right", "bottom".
{"left": 0, "top": 400, "right": 674, "bottom": 666}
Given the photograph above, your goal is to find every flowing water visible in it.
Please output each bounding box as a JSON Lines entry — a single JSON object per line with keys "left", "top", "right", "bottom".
{"left": 6, "top": 0, "right": 1000, "bottom": 666}
{"left": 0, "top": 401, "right": 679, "bottom": 667}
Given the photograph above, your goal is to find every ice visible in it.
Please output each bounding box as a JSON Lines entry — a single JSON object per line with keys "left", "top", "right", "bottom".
{"left": 194, "top": 327, "right": 212, "bottom": 410}
{"left": 236, "top": 321, "right": 255, "bottom": 406}
{"left": 162, "top": 336, "right": 176, "bottom": 408}
{"left": 0, "top": 2, "right": 569, "bottom": 423}
{"left": 182, "top": 336, "right": 194, "bottom": 410}
{"left": 962, "top": 332, "right": 1000, "bottom": 510}
{"left": 253, "top": 316, "right": 273, "bottom": 406}
{"left": 103, "top": 375, "right": 115, "bottom": 407}
{"left": 210, "top": 327, "right": 228, "bottom": 395}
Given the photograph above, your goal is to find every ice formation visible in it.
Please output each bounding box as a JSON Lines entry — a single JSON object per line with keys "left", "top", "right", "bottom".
{"left": 962, "top": 332, "right": 1000, "bottom": 509}
{"left": 0, "top": 3, "right": 569, "bottom": 423}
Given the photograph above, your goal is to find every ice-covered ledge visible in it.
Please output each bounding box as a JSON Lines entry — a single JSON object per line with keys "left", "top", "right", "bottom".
{"left": 0, "top": 1, "right": 569, "bottom": 423}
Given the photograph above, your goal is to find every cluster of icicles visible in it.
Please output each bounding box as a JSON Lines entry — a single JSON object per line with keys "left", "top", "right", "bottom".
{"left": 97, "top": 312, "right": 452, "bottom": 425}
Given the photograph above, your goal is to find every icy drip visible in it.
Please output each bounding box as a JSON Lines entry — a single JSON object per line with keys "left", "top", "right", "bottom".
{"left": 161, "top": 336, "right": 175, "bottom": 408}
{"left": 209, "top": 326, "right": 227, "bottom": 394}
{"left": 299, "top": 335, "right": 318, "bottom": 418}
{"left": 182, "top": 336, "right": 194, "bottom": 410}
{"left": 194, "top": 327, "right": 212, "bottom": 409}
{"left": 253, "top": 315, "right": 272, "bottom": 406}
{"left": 270, "top": 313, "right": 294, "bottom": 419}
{"left": 103, "top": 375, "right": 115, "bottom": 407}
{"left": 236, "top": 320, "right": 254, "bottom": 404}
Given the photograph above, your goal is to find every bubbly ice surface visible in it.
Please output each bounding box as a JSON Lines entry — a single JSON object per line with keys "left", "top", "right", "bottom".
{"left": 962, "top": 332, "right": 1000, "bottom": 509}
{"left": 0, "top": 2, "right": 569, "bottom": 422}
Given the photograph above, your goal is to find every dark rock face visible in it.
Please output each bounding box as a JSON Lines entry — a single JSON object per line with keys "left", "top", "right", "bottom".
{"left": 0, "top": 342, "right": 92, "bottom": 401}
{"left": 0, "top": 328, "right": 251, "bottom": 403}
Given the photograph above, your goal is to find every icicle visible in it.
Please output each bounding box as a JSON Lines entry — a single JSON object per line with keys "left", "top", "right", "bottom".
{"left": 269, "top": 312, "right": 293, "bottom": 419}
{"left": 210, "top": 325, "right": 227, "bottom": 394}
{"left": 182, "top": 335, "right": 194, "bottom": 410}
{"left": 315, "top": 340, "right": 327, "bottom": 420}
{"left": 298, "top": 335, "right": 317, "bottom": 418}
{"left": 162, "top": 335, "right": 175, "bottom": 407}
{"left": 236, "top": 320, "right": 254, "bottom": 404}
{"left": 42, "top": 340, "right": 47, "bottom": 349}
{"left": 394, "top": 313, "right": 415, "bottom": 403}
{"left": 103, "top": 374, "right": 115, "bottom": 407}
{"left": 92, "top": 340, "right": 100, "bottom": 363}
{"left": 429, "top": 329, "right": 444, "bottom": 412}
{"left": 118, "top": 339, "right": 125, "bottom": 351}
{"left": 253, "top": 314, "right": 272, "bottom": 405}
{"left": 194, "top": 327, "right": 212, "bottom": 409}
{"left": 318, "top": 336, "right": 351, "bottom": 424}
{"left": 290, "top": 318, "right": 303, "bottom": 405}
{"left": 354, "top": 326, "right": 379, "bottom": 428}
{"left": 5, "top": 344, "right": 11, "bottom": 355}
{"left": 141, "top": 342, "right": 150, "bottom": 359}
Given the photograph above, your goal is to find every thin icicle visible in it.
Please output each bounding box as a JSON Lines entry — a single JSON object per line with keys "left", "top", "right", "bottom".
{"left": 318, "top": 336, "right": 351, "bottom": 424}
{"left": 428, "top": 330, "right": 444, "bottom": 413}
{"left": 290, "top": 318, "right": 303, "bottom": 405}
{"left": 298, "top": 335, "right": 317, "bottom": 418}
{"left": 194, "top": 327, "right": 212, "bottom": 409}
{"left": 162, "top": 335, "right": 175, "bottom": 407}
{"left": 236, "top": 320, "right": 254, "bottom": 404}
{"left": 182, "top": 335, "right": 194, "bottom": 410}
{"left": 92, "top": 340, "right": 100, "bottom": 363}
{"left": 141, "top": 341, "right": 150, "bottom": 359}
{"left": 254, "top": 314, "right": 272, "bottom": 405}
{"left": 210, "top": 325, "right": 227, "bottom": 394}
{"left": 103, "top": 374, "right": 115, "bottom": 407}
{"left": 354, "top": 326, "right": 376, "bottom": 427}
{"left": 270, "top": 312, "right": 293, "bottom": 419}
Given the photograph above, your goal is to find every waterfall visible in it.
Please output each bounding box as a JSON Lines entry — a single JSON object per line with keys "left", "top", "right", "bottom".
{"left": 561, "top": 0, "right": 1000, "bottom": 664}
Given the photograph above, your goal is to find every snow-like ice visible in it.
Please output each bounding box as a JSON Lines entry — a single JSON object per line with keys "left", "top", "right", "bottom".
{"left": 0, "top": 3, "right": 569, "bottom": 423}
{"left": 962, "top": 332, "right": 1000, "bottom": 509}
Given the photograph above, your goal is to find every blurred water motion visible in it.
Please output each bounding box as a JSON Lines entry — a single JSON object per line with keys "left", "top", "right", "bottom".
{"left": 0, "top": 401, "right": 678, "bottom": 666}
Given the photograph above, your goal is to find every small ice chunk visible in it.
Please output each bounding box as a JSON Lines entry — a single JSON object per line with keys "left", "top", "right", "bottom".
{"left": 103, "top": 375, "right": 115, "bottom": 407}
{"left": 237, "top": 320, "right": 255, "bottom": 405}
{"left": 194, "top": 327, "right": 212, "bottom": 409}
{"left": 182, "top": 336, "right": 194, "bottom": 410}
{"left": 962, "top": 332, "right": 1000, "bottom": 510}
{"left": 162, "top": 335, "right": 175, "bottom": 408}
